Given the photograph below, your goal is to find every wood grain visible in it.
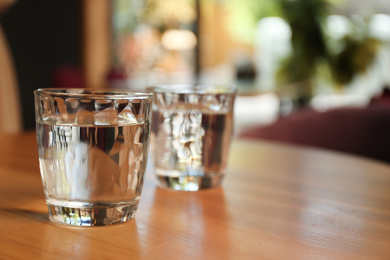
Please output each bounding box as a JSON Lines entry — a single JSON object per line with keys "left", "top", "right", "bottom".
{"left": 1, "top": 132, "right": 390, "bottom": 259}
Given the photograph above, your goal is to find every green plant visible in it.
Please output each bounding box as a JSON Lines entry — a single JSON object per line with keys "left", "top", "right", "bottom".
{"left": 328, "top": 18, "right": 381, "bottom": 87}
{"left": 277, "top": 0, "right": 329, "bottom": 84}
{"left": 276, "top": 0, "right": 381, "bottom": 102}
{"left": 226, "top": 0, "right": 283, "bottom": 44}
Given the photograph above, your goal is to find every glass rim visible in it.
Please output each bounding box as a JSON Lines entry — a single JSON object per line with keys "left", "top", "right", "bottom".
{"left": 34, "top": 88, "right": 153, "bottom": 99}
{"left": 147, "top": 84, "right": 237, "bottom": 94}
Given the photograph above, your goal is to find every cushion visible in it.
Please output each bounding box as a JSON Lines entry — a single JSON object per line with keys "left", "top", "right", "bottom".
{"left": 240, "top": 107, "right": 390, "bottom": 163}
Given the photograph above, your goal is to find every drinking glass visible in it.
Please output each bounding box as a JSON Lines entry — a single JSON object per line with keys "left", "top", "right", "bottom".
{"left": 34, "top": 89, "right": 152, "bottom": 226}
{"left": 150, "top": 84, "right": 236, "bottom": 191}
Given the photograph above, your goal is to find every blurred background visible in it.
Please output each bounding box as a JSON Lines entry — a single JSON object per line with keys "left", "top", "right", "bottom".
{"left": 1, "top": 0, "right": 390, "bottom": 134}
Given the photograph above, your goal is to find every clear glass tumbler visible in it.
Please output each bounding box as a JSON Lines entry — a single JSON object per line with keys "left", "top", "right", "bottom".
{"left": 34, "top": 89, "right": 152, "bottom": 226}
{"left": 150, "top": 84, "right": 236, "bottom": 191}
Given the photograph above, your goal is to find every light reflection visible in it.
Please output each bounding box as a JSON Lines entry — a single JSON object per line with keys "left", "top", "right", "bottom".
{"left": 326, "top": 15, "right": 351, "bottom": 39}
{"left": 368, "top": 14, "right": 390, "bottom": 40}
{"left": 161, "top": 29, "right": 197, "bottom": 50}
{"left": 136, "top": 186, "right": 230, "bottom": 257}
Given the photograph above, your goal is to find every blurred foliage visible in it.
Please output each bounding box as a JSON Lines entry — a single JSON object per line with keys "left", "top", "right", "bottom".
{"left": 331, "top": 37, "right": 380, "bottom": 86}
{"left": 113, "top": 0, "right": 196, "bottom": 35}
{"left": 276, "top": 0, "right": 329, "bottom": 85}
{"left": 275, "top": 0, "right": 380, "bottom": 92}
{"left": 113, "top": 0, "right": 146, "bottom": 36}
{"left": 329, "top": 18, "right": 381, "bottom": 86}
{"left": 142, "top": 0, "right": 196, "bottom": 29}
{"left": 225, "top": 0, "right": 381, "bottom": 89}
{"left": 225, "top": 0, "right": 282, "bottom": 44}
{"left": 112, "top": 0, "right": 381, "bottom": 91}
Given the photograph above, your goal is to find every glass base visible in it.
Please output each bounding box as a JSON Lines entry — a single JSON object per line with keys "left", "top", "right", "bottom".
{"left": 156, "top": 173, "right": 224, "bottom": 191}
{"left": 47, "top": 201, "right": 138, "bottom": 226}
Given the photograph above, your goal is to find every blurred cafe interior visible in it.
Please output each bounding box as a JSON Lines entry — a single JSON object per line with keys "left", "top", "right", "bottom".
{"left": 1, "top": 0, "right": 390, "bottom": 163}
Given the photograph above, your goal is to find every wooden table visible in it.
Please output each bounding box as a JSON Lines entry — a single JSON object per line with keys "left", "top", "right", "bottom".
{"left": 1, "top": 132, "right": 390, "bottom": 259}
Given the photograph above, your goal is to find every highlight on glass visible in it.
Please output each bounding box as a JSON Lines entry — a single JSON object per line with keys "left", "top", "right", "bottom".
{"left": 150, "top": 84, "right": 236, "bottom": 191}
{"left": 34, "top": 88, "right": 152, "bottom": 226}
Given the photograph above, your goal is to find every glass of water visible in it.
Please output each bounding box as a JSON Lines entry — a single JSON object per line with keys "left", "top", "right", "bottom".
{"left": 34, "top": 89, "right": 152, "bottom": 226}
{"left": 150, "top": 84, "right": 236, "bottom": 191}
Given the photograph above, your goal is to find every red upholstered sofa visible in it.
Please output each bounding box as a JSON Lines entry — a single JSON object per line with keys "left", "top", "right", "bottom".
{"left": 240, "top": 106, "right": 390, "bottom": 164}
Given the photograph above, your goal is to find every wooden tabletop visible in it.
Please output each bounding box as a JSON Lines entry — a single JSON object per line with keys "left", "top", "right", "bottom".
{"left": 1, "top": 132, "right": 390, "bottom": 259}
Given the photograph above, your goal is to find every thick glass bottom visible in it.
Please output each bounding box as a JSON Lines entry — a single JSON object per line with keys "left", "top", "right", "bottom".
{"left": 156, "top": 173, "right": 225, "bottom": 191}
{"left": 47, "top": 200, "right": 138, "bottom": 226}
